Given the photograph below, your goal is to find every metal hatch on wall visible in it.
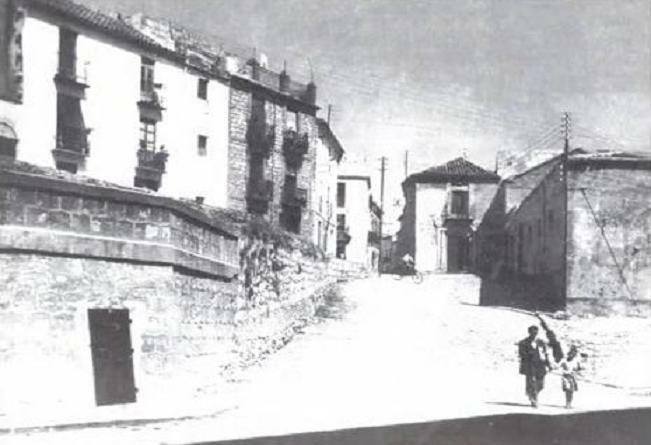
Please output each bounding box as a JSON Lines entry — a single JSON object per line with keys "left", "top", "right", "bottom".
{"left": 88, "top": 308, "right": 137, "bottom": 406}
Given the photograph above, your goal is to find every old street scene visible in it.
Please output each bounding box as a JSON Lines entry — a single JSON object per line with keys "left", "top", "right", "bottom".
{"left": 1, "top": 1, "right": 650, "bottom": 444}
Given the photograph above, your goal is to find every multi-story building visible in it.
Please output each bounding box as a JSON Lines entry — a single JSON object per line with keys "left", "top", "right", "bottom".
{"left": 224, "top": 58, "right": 318, "bottom": 236}
{"left": 0, "top": 0, "right": 233, "bottom": 207}
{"left": 474, "top": 149, "right": 651, "bottom": 313}
{"left": 312, "top": 118, "right": 344, "bottom": 256}
{"left": 335, "top": 174, "right": 375, "bottom": 266}
{"left": 395, "top": 157, "right": 500, "bottom": 273}
{"left": 1, "top": 0, "right": 320, "bottom": 238}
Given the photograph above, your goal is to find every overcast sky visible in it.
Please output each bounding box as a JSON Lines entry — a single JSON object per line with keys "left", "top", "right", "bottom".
{"left": 80, "top": 0, "right": 650, "bottom": 228}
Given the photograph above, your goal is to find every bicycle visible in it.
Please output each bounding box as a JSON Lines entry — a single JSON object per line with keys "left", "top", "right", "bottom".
{"left": 392, "top": 263, "right": 424, "bottom": 284}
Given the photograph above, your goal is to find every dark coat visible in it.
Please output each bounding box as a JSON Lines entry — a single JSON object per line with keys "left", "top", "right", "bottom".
{"left": 518, "top": 337, "right": 550, "bottom": 377}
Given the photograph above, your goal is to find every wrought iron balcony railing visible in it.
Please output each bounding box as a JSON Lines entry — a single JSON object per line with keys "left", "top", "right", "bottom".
{"left": 246, "top": 120, "right": 275, "bottom": 157}
{"left": 282, "top": 129, "right": 309, "bottom": 167}
{"left": 281, "top": 185, "right": 307, "bottom": 207}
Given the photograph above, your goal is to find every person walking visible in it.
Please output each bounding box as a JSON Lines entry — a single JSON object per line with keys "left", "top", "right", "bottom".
{"left": 518, "top": 324, "right": 550, "bottom": 407}
{"left": 559, "top": 345, "right": 583, "bottom": 409}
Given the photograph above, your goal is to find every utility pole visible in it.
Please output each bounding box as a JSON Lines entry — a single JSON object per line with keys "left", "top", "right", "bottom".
{"left": 379, "top": 156, "right": 387, "bottom": 276}
{"left": 327, "top": 105, "right": 332, "bottom": 126}
{"left": 561, "top": 112, "right": 571, "bottom": 303}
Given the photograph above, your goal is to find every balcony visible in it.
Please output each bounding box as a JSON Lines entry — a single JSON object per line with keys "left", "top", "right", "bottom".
{"left": 337, "top": 226, "right": 352, "bottom": 245}
{"left": 246, "top": 119, "right": 275, "bottom": 158}
{"left": 282, "top": 129, "right": 309, "bottom": 168}
{"left": 281, "top": 185, "right": 307, "bottom": 208}
{"left": 367, "top": 230, "right": 381, "bottom": 246}
{"left": 54, "top": 57, "right": 89, "bottom": 100}
{"left": 247, "top": 179, "right": 273, "bottom": 214}
{"left": 134, "top": 147, "right": 168, "bottom": 191}
{"left": 52, "top": 125, "right": 91, "bottom": 170}
{"left": 138, "top": 83, "right": 165, "bottom": 122}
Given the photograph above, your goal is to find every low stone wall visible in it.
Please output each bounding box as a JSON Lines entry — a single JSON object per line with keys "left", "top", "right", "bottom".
{"left": 0, "top": 165, "right": 239, "bottom": 279}
{"left": 0, "top": 245, "right": 338, "bottom": 418}
{"left": 0, "top": 161, "right": 342, "bottom": 423}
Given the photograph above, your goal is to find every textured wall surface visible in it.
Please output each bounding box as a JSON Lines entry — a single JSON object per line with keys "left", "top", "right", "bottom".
{"left": 568, "top": 167, "right": 651, "bottom": 304}
{"left": 0, "top": 247, "right": 337, "bottom": 415}
{"left": 226, "top": 84, "right": 317, "bottom": 237}
{"left": 0, "top": 172, "right": 239, "bottom": 278}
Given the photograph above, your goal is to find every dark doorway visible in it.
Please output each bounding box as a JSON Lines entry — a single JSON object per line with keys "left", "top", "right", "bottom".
{"left": 88, "top": 308, "right": 137, "bottom": 406}
{"left": 447, "top": 234, "right": 469, "bottom": 272}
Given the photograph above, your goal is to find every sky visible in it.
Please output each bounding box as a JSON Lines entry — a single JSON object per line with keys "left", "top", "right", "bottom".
{"left": 79, "top": 0, "right": 650, "bottom": 230}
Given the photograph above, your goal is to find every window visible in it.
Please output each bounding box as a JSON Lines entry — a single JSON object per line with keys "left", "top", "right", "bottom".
{"left": 337, "top": 214, "right": 346, "bottom": 231}
{"left": 286, "top": 109, "right": 298, "bottom": 131}
{"left": 140, "top": 57, "right": 155, "bottom": 92}
{"left": 337, "top": 182, "right": 346, "bottom": 207}
{"left": 139, "top": 119, "right": 156, "bottom": 150}
{"left": 450, "top": 190, "right": 469, "bottom": 216}
{"left": 197, "top": 135, "right": 207, "bottom": 156}
{"left": 197, "top": 78, "right": 208, "bottom": 100}
{"left": 284, "top": 173, "right": 297, "bottom": 192}
{"left": 58, "top": 28, "right": 77, "bottom": 78}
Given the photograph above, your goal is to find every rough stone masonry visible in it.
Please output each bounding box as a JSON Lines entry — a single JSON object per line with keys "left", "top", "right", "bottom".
{"left": 0, "top": 159, "right": 339, "bottom": 421}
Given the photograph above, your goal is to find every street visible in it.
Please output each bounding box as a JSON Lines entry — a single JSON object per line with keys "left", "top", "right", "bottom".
{"left": 5, "top": 274, "right": 651, "bottom": 444}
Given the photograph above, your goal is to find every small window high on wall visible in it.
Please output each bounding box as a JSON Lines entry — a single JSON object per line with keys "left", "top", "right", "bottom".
{"left": 197, "top": 78, "right": 208, "bottom": 100}
{"left": 337, "top": 182, "right": 346, "bottom": 207}
{"left": 140, "top": 57, "right": 155, "bottom": 93}
{"left": 197, "top": 135, "right": 207, "bottom": 156}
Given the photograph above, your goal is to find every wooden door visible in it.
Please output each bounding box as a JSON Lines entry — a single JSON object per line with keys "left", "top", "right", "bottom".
{"left": 88, "top": 308, "right": 137, "bottom": 406}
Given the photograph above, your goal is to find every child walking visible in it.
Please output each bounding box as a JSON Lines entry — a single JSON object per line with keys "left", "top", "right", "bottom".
{"left": 559, "top": 345, "right": 583, "bottom": 409}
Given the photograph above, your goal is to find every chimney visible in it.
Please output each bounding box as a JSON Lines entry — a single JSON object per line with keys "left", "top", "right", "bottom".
{"left": 246, "top": 57, "right": 259, "bottom": 81}
{"left": 279, "top": 60, "right": 290, "bottom": 93}
{"left": 304, "top": 81, "right": 316, "bottom": 105}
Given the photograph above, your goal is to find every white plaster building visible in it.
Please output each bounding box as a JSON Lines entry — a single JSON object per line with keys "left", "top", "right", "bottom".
{"left": 395, "top": 157, "right": 500, "bottom": 273}
{"left": 335, "top": 174, "right": 379, "bottom": 268}
{"left": 0, "top": 0, "right": 231, "bottom": 207}
{"left": 312, "top": 118, "right": 343, "bottom": 257}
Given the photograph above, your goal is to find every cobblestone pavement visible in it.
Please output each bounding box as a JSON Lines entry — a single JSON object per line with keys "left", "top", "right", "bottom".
{"left": 5, "top": 274, "right": 651, "bottom": 444}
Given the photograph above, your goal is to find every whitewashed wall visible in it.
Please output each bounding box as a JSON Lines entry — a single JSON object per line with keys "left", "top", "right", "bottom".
{"left": 4, "top": 14, "right": 230, "bottom": 208}
{"left": 312, "top": 137, "right": 338, "bottom": 257}
{"left": 339, "top": 178, "right": 371, "bottom": 264}
{"left": 415, "top": 183, "right": 447, "bottom": 272}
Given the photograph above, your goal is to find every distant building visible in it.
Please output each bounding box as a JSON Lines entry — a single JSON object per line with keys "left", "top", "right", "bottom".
{"left": 312, "top": 118, "right": 344, "bottom": 256}
{"left": 474, "top": 149, "right": 651, "bottom": 313}
{"left": 395, "top": 157, "right": 500, "bottom": 273}
{"left": 335, "top": 174, "right": 378, "bottom": 268}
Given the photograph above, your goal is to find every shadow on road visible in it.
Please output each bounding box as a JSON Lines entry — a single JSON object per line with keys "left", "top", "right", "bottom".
{"left": 187, "top": 408, "right": 651, "bottom": 445}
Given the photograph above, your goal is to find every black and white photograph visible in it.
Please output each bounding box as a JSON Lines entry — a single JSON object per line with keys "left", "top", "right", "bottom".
{"left": 0, "top": 0, "right": 650, "bottom": 444}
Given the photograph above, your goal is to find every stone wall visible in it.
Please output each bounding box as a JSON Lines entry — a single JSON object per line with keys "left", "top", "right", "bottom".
{"left": 0, "top": 162, "right": 341, "bottom": 420}
{"left": 226, "top": 82, "right": 317, "bottom": 238}
{"left": 567, "top": 166, "right": 651, "bottom": 306}
{"left": 477, "top": 164, "right": 566, "bottom": 311}
{"left": 0, "top": 246, "right": 338, "bottom": 416}
{"left": 0, "top": 165, "right": 239, "bottom": 278}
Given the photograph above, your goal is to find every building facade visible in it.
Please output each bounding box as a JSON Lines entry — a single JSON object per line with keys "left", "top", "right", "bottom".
{"left": 225, "top": 58, "right": 318, "bottom": 237}
{"left": 475, "top": 150, "right": 651, "bottom": 313}
{"left": 334, "top": 174, "right": 381, "bottom": 270}
{"left": 0, "top": 0, "right": 233, "bottom": 207}
{"left": 395, "top": 157, "right": 500, "bottom": 273}
{"left": 312, "top": 118, "right": 344, "bottom": 256}
{"left": 1, "top": 0, "right": 321, "bottom": 235}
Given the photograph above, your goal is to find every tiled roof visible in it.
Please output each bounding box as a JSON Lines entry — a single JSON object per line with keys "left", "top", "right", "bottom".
{"left": 406, "top": 157, "right": 500, "bottom": 184}
{"left": 27, "top": 0, "right": 181, "bottom": 61}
